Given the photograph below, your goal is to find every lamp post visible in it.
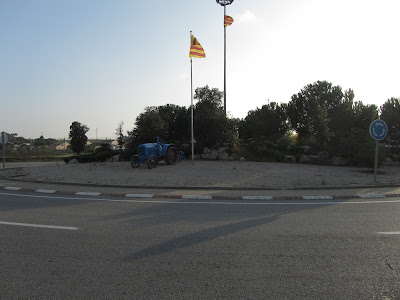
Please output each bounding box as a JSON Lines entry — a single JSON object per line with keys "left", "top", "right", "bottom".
{"left": 216, "top": 0, "right": 234, "bottom": 115}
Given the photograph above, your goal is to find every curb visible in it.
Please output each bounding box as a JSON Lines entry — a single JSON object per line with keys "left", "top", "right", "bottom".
{"left": 1, "top": 176, "right": 400, "bottom": 191}
{"left": 2, "top": 185, "right": 400, "bottom": 201}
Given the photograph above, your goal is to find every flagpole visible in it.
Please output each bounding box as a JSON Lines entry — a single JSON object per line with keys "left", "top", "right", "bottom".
{"left": 190, "top": 31, "right": 194, "bottom": 164}
{"left": 223, "top": 4, "right": 227, "bottom": 115}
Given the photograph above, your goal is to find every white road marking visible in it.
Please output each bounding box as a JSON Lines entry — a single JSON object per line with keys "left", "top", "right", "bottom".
{"left": 242, "top": 196, "right": 273, "bottom": 200}
{"left": 125, "top": 194, "right": 154, "bottom": 198}
{"left": 75, "top": 192, "right": 102, "bottom": 196}
{"left": 0, "top": 221, "right": 79, "bottom": 231}
{"left": 3, "top": 187, "right": 22, "bottom": 191}
{"left": 182, "top": 195, "right": 213, "bottom": 200}
{"left": 360, "top": 194, "right": 386, "bottom": 199}
{"left": 376, "top": 232, "right": 400, "bottom": 235}
{"left": 36, "top": 189, "right": 57, "bottom": 194}
{"left": 303, "top": 196, "right": 334, "bottom": 200}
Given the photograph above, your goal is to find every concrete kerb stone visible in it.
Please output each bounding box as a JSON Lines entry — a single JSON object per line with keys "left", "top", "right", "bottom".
{"left": 2, "top": 176, "right": 400, "bottom": 191}
{"left": 1, "top": 174, "right": 400, "bottom": 201}
{"left": 1, "top": 180, "right": 400, "bottom": 201}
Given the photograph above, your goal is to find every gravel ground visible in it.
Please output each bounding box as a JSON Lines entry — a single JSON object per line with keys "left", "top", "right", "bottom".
{"left": 1, "top": 160, "right": 400, "bottom": 189}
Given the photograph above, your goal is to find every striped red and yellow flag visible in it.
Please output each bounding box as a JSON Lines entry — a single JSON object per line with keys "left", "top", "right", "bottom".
{"left": 189, "top": 34, "right": 206, "bottom": 58}
{"left": 224, "top": 15, "right": 234, "bottom": 27}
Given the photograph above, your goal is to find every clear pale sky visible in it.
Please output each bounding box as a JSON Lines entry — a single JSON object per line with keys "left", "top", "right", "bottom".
{"left": 1, "top": 0, "right": 399, "bottom": 140}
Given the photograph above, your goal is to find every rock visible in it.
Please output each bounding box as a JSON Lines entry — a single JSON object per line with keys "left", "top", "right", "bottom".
{"left": 210, "top": 150, "right": 219, "bottom": 160}
{"left": 219, "top": 151, "right": 229, "bottom": 160}
{"left": 331, "top": 156, "right": 348, "bottom": 166}
{"left": 68, "top": 158, "right": 78, "bottom": 164}
{"left": 239, "top": 157, "right": 245, "bottom": 161}
{"left": 318, "top": 151, "right": 329, "bottom": 161}
{"left": 200, "top": 153, "right": 211, "bottom": 159}
{"left": 105, "top": 155, "right": 120, "bottom": 162}
{"left": 218, "top": 147, "right": 228, "bottom": 154}
{"left": 229, "top": 153, "right": 238, "bottom": 161}
{"left": 299, "top": 155, "right": 318, "bottom": 164}
{"left": 203, "top": 148, "right": 210, "bottom": 154}
{"left": 383, "top": 157, "right": 393, "bottom": 166}
{"left": 284, "top": 155, "right": 296, "bottom": 163}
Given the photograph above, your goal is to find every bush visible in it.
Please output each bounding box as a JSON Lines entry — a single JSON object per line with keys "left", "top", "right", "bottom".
{"left": 332, "top": 128, "right": 387, "bottom": 167}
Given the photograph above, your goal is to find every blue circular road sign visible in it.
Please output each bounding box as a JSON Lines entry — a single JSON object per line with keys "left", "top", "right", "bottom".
{"left": 369, "top": 119, "right": 388, "bottom": 141}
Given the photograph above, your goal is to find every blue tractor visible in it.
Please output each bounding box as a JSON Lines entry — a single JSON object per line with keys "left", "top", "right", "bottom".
{"left": 131, "top": 137, "right": 181, "bottom": 169}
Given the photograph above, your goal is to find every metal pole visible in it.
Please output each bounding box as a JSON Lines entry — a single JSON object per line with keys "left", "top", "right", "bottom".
{"left": 2, "top": 132, "right": 5, "bottom": 171}
{"left": 374, "top": 140, "right": 379, "bottom": 183}
{"left": 223, "top": 4, "right": 227, "bottom": 115}
{"left": 190, "top": 32, "right": 194, "bottom": 164}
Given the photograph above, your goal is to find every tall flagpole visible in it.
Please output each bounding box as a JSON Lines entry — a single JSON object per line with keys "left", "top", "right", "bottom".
{"left": 190, "top": 31, "right": 194, "bottom": 164}
{"left": 217, "top": 0, "right": 234, "bottom": 114}
{"left": 223, "top": 4, "right": 227, "bottom": 115}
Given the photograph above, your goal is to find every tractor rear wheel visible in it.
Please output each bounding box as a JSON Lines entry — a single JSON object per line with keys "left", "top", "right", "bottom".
{"left": 147, "top": 155, "right": 157, "bottom": 169}
{"left": 131, "top": 155, "right": 140, "bottom": 168}
{"left": 165, "top": 146, "right": 177, "bottom": 165}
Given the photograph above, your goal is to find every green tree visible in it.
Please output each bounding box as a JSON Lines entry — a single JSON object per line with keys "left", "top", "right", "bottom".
{"left": 380, "top": 97, "right": 400, "bottom": 146}
{"left": 239, "top": 102, "right": 288, "bottom": 142}
{"left": 116, "top": 121, "right": 125, "bottom": 150}
{"left": 157, "top": 104, "right": 191, "bottom": 141}
{"left": 69, "top": 121, "right": 89, "bottom": 156}
{"left": 126, "top": 104, "right": 191, "bottom": 152}
{"left": 287, "top": 81, "right": 357, "bottom": 149}
{"left": 194, "top": 85, "right": 231, "bottom": 147}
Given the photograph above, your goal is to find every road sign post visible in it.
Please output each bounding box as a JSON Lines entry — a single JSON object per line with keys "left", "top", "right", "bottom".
{"left": 369, "top": 120, "right": 388, "bottom": 183}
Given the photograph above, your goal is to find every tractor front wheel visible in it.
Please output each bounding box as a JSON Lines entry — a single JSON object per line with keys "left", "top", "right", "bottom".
{"left": 165, "top": 146, "right": 177, "bottom": 165}
{"left": 147, "top": 155, "right": 157, "bottom": 169}
{"left": 131, "top": 155, "right": 140, "bottom": 168}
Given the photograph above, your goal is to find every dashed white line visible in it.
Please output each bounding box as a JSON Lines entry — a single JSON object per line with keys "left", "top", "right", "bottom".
{"left": 242, "top": 196, "right": 273, "bottom": 200}
{"left": 125, "top": 194, "right": 155, "bottom": 198}
{"left": 3, "top": 187, "right": 22, "bottom": 191}
{"left": 182, "top": 195, "right": 213, "bottom": 200}
{"left": 376, "top": 231, "right": 400, "bottom": 235}
{"left": 303, "top": 196, "right": 334, "bottom": 200}
{"left": 75, "top": 192, "right": 102, "bottom": 196}
{"left": 360, "top": 194, "right": 386, "bottom": 199}
{"left": 0, "top": 221, "right": 79, "bottom": 231}
{"left": 36, "top": 189, "right": 57, "bottom": 194}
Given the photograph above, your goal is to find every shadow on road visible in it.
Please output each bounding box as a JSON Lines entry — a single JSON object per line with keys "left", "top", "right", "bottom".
{"left": 124, "top": 209, "right": 296, "bottom": 261}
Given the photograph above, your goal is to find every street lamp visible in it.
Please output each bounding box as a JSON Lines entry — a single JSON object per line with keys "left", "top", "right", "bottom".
{"left": 216, "top": 0, "right": 234, "bottom": 115}
{"left": 216, "top": 0, "right": 234, "bottom": 6}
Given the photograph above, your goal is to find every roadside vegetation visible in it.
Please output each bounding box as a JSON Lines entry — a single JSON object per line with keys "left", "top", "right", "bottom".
{"left": 2, "top": 80, "right": 400, "bottom": 167}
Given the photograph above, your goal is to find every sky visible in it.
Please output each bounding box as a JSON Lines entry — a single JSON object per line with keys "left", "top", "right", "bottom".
{"left": 1, "top": 0, "right": 399, "bottom": 140}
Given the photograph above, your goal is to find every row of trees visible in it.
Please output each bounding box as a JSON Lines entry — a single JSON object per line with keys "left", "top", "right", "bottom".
{"left": 125, "top": 81, "right": 400, "bottom": 166}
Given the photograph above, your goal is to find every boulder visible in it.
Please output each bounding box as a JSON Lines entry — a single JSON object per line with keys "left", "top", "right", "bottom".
{"left": 331, "top": 156, "right": 348, "bottom": 166}
{"left": 284, "top": 155, "right": 296, "bottom": 163}
{"left": 219, "top": 151, "right": 229, "bottom": 160}
{"left": 218, "top": 147, "right": 228, "bottom": 154}
{"left": 317, "top": 151, "right": 329, "bottom": 161}
{"left": 210, "top": 150, "right": 219, "bottom": 160}
{"left": 200, "top": 153, "right": 211, "bottom": 159}
{"left": 105, "top": 155, "right": 120, "bottom": 162}
{"left": 229, "top": 153, "right": 238, "bottom": 161}
{"left": 299, "top": 155, "right": 318, "bottom": 164}
{"left": 68, "top": 158, "right": 78, "bottom": 164}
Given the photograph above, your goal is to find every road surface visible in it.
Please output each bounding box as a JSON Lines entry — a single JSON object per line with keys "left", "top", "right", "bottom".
{"left": 0, "top": 191, "right": 399, "bottom": 299}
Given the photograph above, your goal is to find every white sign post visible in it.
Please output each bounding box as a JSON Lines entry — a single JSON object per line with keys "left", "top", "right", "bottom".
{"left": 369, "top": 120, "right": 388, "bottom": 183}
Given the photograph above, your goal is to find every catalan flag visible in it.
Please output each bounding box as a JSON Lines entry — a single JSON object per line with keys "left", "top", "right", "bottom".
{"left": 189, "top": 34, "right": 205, "bottom": 58}
{"left": 224, "top": 15, "right": 234, "bottom": 27}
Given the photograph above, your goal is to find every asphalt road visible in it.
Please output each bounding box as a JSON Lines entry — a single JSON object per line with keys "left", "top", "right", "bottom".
{"left": 1, "top": 191, "right": 399, "bottom": 299}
